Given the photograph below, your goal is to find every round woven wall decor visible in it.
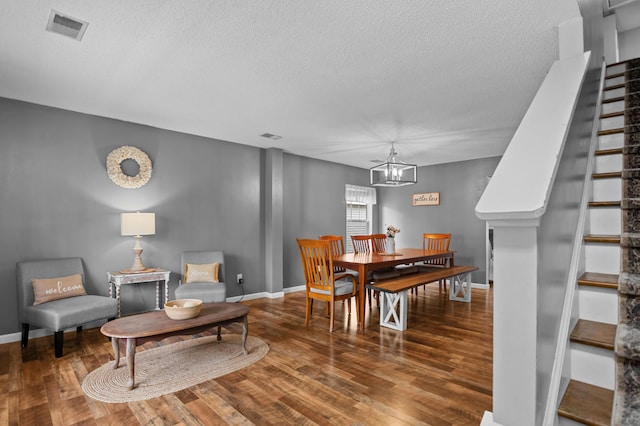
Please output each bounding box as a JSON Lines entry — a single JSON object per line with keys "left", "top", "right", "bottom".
{"left": 106, "top": 145, "right": 152, "bottom": 189}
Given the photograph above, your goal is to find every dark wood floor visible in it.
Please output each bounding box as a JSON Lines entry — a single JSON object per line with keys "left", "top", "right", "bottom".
{"left": 1, "top": 284, "right": 493, "bottom": 425}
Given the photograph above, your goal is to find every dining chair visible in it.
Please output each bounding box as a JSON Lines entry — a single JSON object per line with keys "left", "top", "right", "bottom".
{"left": 371, "top": 234, "right": 388, "bottom": 253}
{"left": 350, "top": 234, "right": 400, "bottom": 307}
{"left": 318, "top": 235, "right": 347, "bottom": 274}
{"left": 297, "top": 239, "right": 358, "bottom": 332}
{"left": 420, "top": 233, "right": 452, "bottom": 290}
{"left": 351, "top": 235, "right": 373, "bottom": 254}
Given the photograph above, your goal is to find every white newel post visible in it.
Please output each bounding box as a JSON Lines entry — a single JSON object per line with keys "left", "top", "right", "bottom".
{"left": 475, "top": 51, "right": 589, "bottom": 426}
{"left": 490, "top": 221, "right": 539, "bottom": 426}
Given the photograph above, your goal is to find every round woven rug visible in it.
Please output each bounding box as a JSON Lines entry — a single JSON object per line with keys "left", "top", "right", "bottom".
{"left": 82, "top": 335, "right": 269, "bottom": 403}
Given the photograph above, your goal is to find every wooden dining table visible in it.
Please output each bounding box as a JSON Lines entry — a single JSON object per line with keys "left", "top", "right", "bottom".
{"left": 332, "top": 247, "right": 455, "bottom": 331}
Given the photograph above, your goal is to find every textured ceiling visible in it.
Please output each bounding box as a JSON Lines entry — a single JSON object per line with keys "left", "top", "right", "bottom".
{"left": 0, "top": 1, "right": 584, "bottom": 169}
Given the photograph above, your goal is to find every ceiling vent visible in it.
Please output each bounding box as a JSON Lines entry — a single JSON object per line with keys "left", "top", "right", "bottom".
{"left": 260, "top": 133, "right": 282, "bottom": 140}
{"left": 46, "top": 10, "right": 88, "bottom": 41}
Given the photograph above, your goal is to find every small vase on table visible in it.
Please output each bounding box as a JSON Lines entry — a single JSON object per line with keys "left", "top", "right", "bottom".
{"left": 386, "top": 238, "right": 396, "bottom": 254}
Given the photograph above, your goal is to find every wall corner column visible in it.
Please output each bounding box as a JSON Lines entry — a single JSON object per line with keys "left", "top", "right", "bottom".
{"left": 265, "top": 148, "right": 284, "bottom": 295}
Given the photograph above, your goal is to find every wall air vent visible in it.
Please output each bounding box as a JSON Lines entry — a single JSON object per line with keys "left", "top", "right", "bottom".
{"left": 260, "top": 133, "right": 283, "bottom": 140}
{"left": 46, "top": 10, "right": 88, "bottom": 41}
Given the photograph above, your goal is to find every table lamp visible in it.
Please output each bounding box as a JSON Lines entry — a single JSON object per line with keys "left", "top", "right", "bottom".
{"left": 121, "top": 212, "right": 155, "bottom": 272}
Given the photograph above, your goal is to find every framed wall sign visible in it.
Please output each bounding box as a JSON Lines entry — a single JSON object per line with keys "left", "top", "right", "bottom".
{"left": 412, "top": 192, "right": 440, "bottom": 206}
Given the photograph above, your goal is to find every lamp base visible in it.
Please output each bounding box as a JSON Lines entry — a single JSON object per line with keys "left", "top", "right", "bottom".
{"left": 121, "top": 240, "right": 155, "bottom": 274}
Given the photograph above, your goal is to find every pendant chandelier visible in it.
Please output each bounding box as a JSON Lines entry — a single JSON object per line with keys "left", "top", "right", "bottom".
{"left": 369, "top": 142, "right": 417, "bottom": 187}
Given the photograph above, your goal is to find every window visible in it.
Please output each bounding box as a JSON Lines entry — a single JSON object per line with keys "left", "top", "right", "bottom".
{"left": 344, "top": 184, "right": 376, "bottom": 253}
{"left": 346, "top": 202, "right": 369, "bottom": 253}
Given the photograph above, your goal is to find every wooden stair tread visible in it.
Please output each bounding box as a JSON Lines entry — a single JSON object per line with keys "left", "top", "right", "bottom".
{"left": 588, "top": 201, "right": 621, "bottom": 208}
{"left": 606, "top": 71, "right": 625, "bottom": 79}
{"left": 584, "top": 234, "right": 621, "bottom": 244}
{"left": 598, "top": 128, "right": 624, "bottom": 136}
{"left": 571, "top": 319, "right": 616, "bottom": 350}
{"left": 595, "top": 148, "right": 623, "bottom": 156}
{"left": 592, "top": 171, "right": 622, "bottom": 179}
{"left": 600, "top": 111, "right": 624, "bottom": 119}
{"left": 604, "top": 83, "right": 625, "bottom": 91}
{"left": 558, "top": 380, "right": 613, "bottom": 426}
{"left": 578, "top": 272, "right": 619, "bottom": 289}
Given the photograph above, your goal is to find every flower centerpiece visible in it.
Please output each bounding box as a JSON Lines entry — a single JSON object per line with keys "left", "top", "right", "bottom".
{"left": 386, "top": 225, "right": 400, "bottom": 238}
{"left": 385, "top": 225, "right": 400, "bottom": 254}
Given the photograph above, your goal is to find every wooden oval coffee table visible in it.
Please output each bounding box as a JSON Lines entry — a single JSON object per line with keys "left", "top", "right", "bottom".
{"left": 101, "top": 302, "right": 249, "bottom": 389}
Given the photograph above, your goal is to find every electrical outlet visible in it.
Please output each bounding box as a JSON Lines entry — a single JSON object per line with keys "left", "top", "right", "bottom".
{"left": 236, "top": 273, "right": 244, "bottom": 285}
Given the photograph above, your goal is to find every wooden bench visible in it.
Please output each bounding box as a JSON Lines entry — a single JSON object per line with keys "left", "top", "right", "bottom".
{"left": 366, "top": 265, "right": 478, "bottom": 331}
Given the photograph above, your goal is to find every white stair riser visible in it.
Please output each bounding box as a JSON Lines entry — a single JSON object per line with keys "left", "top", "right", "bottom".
{"left": 595, "top": 153, "right": 622, "bottom": 173}
{"left": 584, "top": 244, "right": 620, "bottom": 275}
{"left": 602, "top": 100, "right": 625, "bottom": 115}
{"left": 592, "top": 178, "right": 621, "bottom": 201}
{"left": 606, "top": 64, "right": 626, "bottom": 76}
{"left": 578, "top": 286, "right": 618, "bottom": 324}
{"left": 570, "top": 343, "right": 615, "bottom": 390}
{"left": 603, "top": 87, "right": 625, "bottom": 100}
{"left": 605, "top": 76, "right": 625, "bottom": 87}
{"left": 600, "top": 115, "right": 625, "bottom": 131}
{"left": 588, "top": 208, "right": 621, "bottom": 235}
{"left": 558, "top": 417, "right": 588, "bottom": 426}
{"left": 598, "top": 133, "right": 624, "bottom": 150}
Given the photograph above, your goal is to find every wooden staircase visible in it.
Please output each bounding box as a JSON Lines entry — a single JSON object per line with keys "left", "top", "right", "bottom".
{"left": 558, "top": 58, "right": 640, "bottom": 425}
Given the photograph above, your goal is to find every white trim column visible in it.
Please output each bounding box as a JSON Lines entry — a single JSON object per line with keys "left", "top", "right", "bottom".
{"left": 490, "top": 221, "right": 539, "bottom": 426}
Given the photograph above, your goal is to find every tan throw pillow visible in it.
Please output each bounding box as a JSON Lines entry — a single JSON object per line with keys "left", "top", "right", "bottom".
{"left": 32, "top": 274, "right": 87, "bottom": 305}
{"left": 184, "top": 263, "right": 219, "bottom": 283}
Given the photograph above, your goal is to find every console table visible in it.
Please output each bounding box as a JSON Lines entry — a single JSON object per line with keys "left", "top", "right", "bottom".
{"left": 107, "top": 269, "right": 171, "bottom": 317}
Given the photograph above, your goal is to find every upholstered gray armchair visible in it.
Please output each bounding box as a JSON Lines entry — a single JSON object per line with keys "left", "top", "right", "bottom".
{"left": 174, "top": 251, "right": 226, "bottom": 302}
{"left": 16, "top": 257, "right": 117, "bottom": 358}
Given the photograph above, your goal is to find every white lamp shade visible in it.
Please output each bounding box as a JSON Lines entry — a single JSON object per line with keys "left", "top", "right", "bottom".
{"left": 121, "top": 212, "right": 155, "bottom": 236}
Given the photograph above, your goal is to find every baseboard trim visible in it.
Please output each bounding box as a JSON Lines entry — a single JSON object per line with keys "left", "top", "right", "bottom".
{"left": 0, "top": 319, "right": 108, "bottom": 345}
{"left": 471, "top": 282, "right": 490, "bottom": 289}
{"left": 226, "top": 286, "right": 305, "bottom": 303}
{"left": 481, "top": 411, "right": 505, "bottom": 426}
{"left": 1, "top": 283, "right": 486, "bottom": 344}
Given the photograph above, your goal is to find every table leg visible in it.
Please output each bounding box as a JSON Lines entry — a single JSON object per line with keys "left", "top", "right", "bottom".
{"left": 164, "top": 279, "right": 169, "bottom": 306}
{"left": 126, "top": 338, "right": 137, "bottom": 390}
{"left": 450, "top": 272, "right": 472, "bottom": 302}
{"left": 111, "top": 337, "right": 120, "bottom": 368}
{"left": 357, "top": 265, "right": 367, "bottom": 331}
{"left": 379, "top": 291, "right": 408, "bottom": 331}
{"left": 115, "top": 284, "right": 121, "bottom": 317}
{"left": 154, "top": 280, "right": 160, "bottom": 310}
{"left": 241, "top": 315, "right": 248, "bottom": 355}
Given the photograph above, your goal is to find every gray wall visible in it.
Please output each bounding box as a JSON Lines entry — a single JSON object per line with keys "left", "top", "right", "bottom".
{"left": 0, "top": 96, "right": 501, "bottom": 337}
{"left": 378, "top": 157, "right": 501, "bottom": 283}
{"left": 283, "top": 153, "right": 370, "bottom": 288}
{"left": 620, "top": 26, "right": 640, "bottom": 61}
{"left": 0, "top": 98, "right": 268, "bottom": 334}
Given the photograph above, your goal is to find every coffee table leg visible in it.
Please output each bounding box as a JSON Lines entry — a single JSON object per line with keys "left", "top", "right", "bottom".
{"left": 126, "top": 338, "right": 137, "bottom": 390}
{"left": 111, "top": 337, "right": 120, "bottom": 368}
{"left": 241, "top": 315, "right": 248, "bottom": 355}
